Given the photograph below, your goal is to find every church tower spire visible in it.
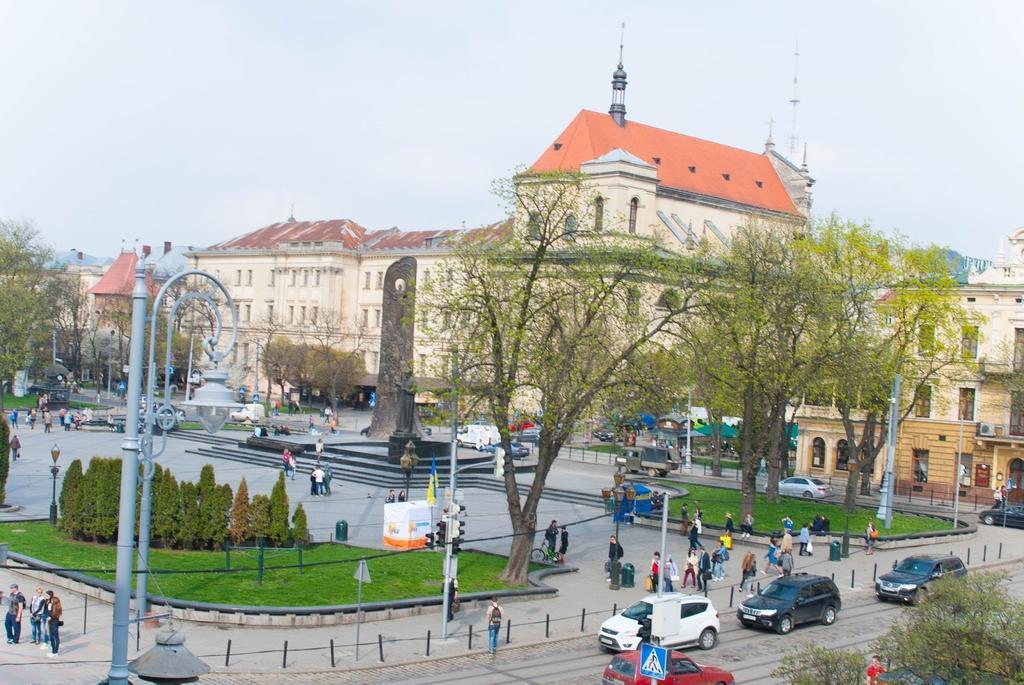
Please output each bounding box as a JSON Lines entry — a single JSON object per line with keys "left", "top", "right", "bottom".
{"left": 609, "top": 23, "right": 627, "bottom": 127}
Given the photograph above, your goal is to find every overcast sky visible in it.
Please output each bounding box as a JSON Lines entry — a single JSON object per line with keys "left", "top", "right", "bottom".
{"left": 2, "top": 1, "right": 1022, "bottom": 259}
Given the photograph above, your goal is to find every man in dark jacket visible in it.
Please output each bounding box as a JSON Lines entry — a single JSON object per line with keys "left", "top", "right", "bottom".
{"left": 607, "top": 535, "right": 624, "bottom": 578}
{"left": 696, "top": 545, "right": 712, "bottom": 592}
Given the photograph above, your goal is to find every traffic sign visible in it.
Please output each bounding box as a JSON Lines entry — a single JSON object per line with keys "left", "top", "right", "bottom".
{"left": 353, "top": 559, "right": 371, "bottom": 583}
{"left": 639, "top": 643, "right": 668, "bottom": 681}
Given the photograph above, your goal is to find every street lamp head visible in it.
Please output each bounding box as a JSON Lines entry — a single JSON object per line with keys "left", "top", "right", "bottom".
{"left": 181, "top": 368, "right": 242, "bottom": 434}
{"left": 50, "top": 444, "right": 61, "bottom": 464}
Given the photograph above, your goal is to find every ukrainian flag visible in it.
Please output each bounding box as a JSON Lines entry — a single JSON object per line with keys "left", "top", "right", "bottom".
{"left": 426, "top": 456, "right": 438, "bottom": 506}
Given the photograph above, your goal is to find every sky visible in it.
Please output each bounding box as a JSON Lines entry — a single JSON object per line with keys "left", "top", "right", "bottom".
{"left": 2, "top": 1, "right": 1022, "bottom": 259}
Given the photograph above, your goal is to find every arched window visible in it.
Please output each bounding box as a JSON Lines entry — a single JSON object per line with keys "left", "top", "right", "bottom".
{"left": 564, "top": 214, "right": 578, "bottom": 240}
{"left": 628, "top": 197, "right": 639, "bottom": 234}
{"left": 811, "top": 437, "right": 825, "bottom": 468}
{"left": 594, "top": 197, "right": 604, "bottom": 232}
{"left": 836, "top": 439, "right": 850, "bottom": 471}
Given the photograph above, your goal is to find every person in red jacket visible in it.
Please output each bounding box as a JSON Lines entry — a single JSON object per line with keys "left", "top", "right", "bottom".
{"left": 866, "top": 655, "right": 886, "bottom": 685}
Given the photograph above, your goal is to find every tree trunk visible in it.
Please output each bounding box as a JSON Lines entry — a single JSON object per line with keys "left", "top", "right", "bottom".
{"left": 710, "top": 410, "right": 722, "bottom": 477}
{"left": 764, "top": 407, "right": 784, "bottom": 503}
{"left": 739, "top": 386, "right": 757, "bottom": 520}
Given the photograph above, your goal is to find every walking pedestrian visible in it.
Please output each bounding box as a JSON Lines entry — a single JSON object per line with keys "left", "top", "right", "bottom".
{"left": 282, "top": 449, "right": 293, "bottom": 478}
{"left": 798, "top": 522, "right": 811, "bottom": 556}
{"left": 867, "top": 655, "right": 887, "bottom": 685}
{"left": 5, "top": 584, "right": 25, "bottom": 644}
{"left": 9, "top": 410, "right": 17, "bottom": 427}
{"left": 28, "top": 409, "right": 36, "bottom": 430}
{"left": 697, "top": 545, "right": 711, "bottom": 592}
{"left": 780, "top": 529, "right": 794, "bottom": 556}
{"left": 445, "top": 579, "right": 458, "bottom": 621}
{"left": 324, "top": 463, "right": 333, "bottom": 496}
{"left": 684, "top": 548, "right": 698, "bottom": 588}
{"left": 288, "top": 453, "right": 297, "bottom": 480}
{"left": 740, "top": 512, "right": 754, "bottom": 540}
{"left": 724, "top": 512, "right": 734, "bottom": 537}
{"left": 9, "top": 434, "right": 20, "bottom": 461}
{"left": 711, "top": 541, "right": 726, "bottom": 580}
{"left": 28, "top": 588, "right": 44, "bottom": 645}
{"left": 993, "top": 484, "right": 1004, "bottom": 508}
{"left": 606, "top": 535, "right": 623, "bottom": 579}
{"left": 312, "top": 465, "right": 324, "bottom": 496}
{"left": 664, "top": 554, "right": 678, "bottom": 592}
{"left": 43, "top": 410, "right": 52, "bottom": 433}
{"left": 688, "top": 517, "right": 701, "bottom": 549}
{"left": 764, "top": 537, "right": 782, "bottom": 576}
{"left": 315, "top": 437, "right": 324, "bottom": 461}
{"left": 780, "top": 549, "right": 794, "bottom": 576}
{"left": 781, "top": 515, "right": 794, "bottom": 535}
{"left": 557, "top": 526, "right": 569, "bottom": 564}
{"left": 44, "top": 591, "right": 61, "bottom": 657}
{"left": 485, "top": 598, "right": 503, "bottom": 655}
{"left": 866, "top": 520, "right": 878, "bottom": 555}
{"left": 648, "top": 551, "right": 661, "bottom": 592}
{"left": 740, "top": 552, "right": 757, "bottom": 594}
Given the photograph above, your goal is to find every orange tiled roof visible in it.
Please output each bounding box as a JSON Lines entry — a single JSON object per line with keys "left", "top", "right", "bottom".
{"left": 208, "top": 219, "right": 368, "bottom": 250}
{"left": 531, "top": 110, "right": 799, "bottom": 216}
{"left": 87, "top": 252, "right": 158, "bottom": 297}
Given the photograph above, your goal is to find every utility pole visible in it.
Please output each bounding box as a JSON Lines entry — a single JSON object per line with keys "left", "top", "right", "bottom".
{"left": 877, "top": 374, "right": 902, "bottom": 529}
{"left": 684, "top": 389, "right": 692, "bottom": 471}
{"left": 657, "top": 493, "right": 669, "bottom": 598}
{"left": 953, "top": 416, "right": 965, "bottom": 528}
{"left": 441, "top": 350, "right": 458, "bottom": 640}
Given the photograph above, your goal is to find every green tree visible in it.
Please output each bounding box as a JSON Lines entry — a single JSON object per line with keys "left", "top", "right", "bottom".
{"left": 874, "top": 573, "right": 1024, "bottom": 683}
{"left": 422, "top": 171, "right": 714, "bottom": 583}
{"left": 0, "top": 416, "right": 8, "bottom": 505}
{"left": 772, "top": 646, "right": 865, "bottom": 685}
{"left": 250, "top": 494, "right": 271, "bottom": 542}
{"left": 268, "top": 472, "right": 290, "bottom": 545}
{"left": 177, "top": 481, "right": 201, "bottom": 549}
{"left": 151, "top": 465, "right": 180, "bottom": 546}
{"left": 291, "top": 503, "right": 309, "bottom": 546}
{"left": 228, "top": 478, "right": 251, "bottom": 545}
{"left": 0, "top": 220, "right": 52, "bottom": 414}
{"left": 210, "top": 483, "right": 233, "bottom": 548}
{"left": 81, "top": 458, "right": 120, "bottom": 541}
{"left": 57, "top": 458, "right": 84, "bottom": 536}
{"left": 196, "top": 464, "right": 219, "bottom": 548}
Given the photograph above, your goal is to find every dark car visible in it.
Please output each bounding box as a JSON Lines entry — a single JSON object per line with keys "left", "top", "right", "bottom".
{"left": 601, "top": 649, "right": 735, "bottom": 685}
{"left": 875, "top": 554, "right": 967, "bottom": 604}
{"left": 594, "top": 429, "right": 615, "bottom": 442}
{"left": 978, "top": 505, "right": 1024, "bottom": 528}
{"left": 482, "top": 442, "right": 530, "bottom": 460}
{"left": 736, "top": 573, "right": 841, "bottom": 635}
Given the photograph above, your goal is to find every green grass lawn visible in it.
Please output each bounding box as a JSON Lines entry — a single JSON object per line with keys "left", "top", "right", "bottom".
{"left": 2, "top": 394, "right": 39, "bottom": 410}
{"left": 0, "top": 522, "right": 528, "bottom": 606}
{"left": 655, "top": 480, "right": 950, "bottom": 536}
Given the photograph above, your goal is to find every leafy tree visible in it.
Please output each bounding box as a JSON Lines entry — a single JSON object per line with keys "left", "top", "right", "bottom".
{"left": 0, "top": 416, "right": 8, "bottom": 505}
{"left": 268, "top": 472, "right": 291, "bottom": 545}
{"left": 228, "top": 478, "right": 251, "bottom": 545}
{"left": 196, "top": 464, "right": 222, "bottom": 547}
{"left": 874, "top": 573, "right": 1024, "bottom": 683}
{"left": 772, "top": 646, "right": 866, "bottom": 685}
{"left": 250, "top": 494, "right": 271, "bottom": 542}
{"left": 422, "top": 171, "right": 714, "bottom": 583}
{"left": 45, "top": 266, "right": 91, "bottom": 380}
{"left": 177, "top": 481, "right": 201, "bottom": 549}
{"left": 262, "top": 336, "right": 297, "bottom": 406}
{"left": 291, "top": 503, "right": 309, "bottom": 546}
{"left": 81, "top": 458, "right": 121, "bottom": 541}
{"left": 211, "top": 483, "right": 233, "bottom": 548}
{"left": 0, "top": 220, "right": 52, "bottom": 413}
{"left": 151, "top": 466, "right": 181, "bottom": 546}
{"left": 57, "top": 458, "right": 84, "bottom": 535}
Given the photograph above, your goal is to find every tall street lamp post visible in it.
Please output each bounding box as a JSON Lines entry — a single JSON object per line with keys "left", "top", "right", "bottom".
{"left": 610, "top": 471, "right": 625, "bottom": 590}
{"left": 105, "top": 263, "right": 242, "bottom": 685}
{"left": 49, "top": 444, "right": 61, "bottom": 525}
{"left": 107, "top": 330, "right": 115, "bottom": 397}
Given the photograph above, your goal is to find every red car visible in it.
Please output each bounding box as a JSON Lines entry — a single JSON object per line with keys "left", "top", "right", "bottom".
{"left": 602, "top": 649, "right": 735, "bottom": 685}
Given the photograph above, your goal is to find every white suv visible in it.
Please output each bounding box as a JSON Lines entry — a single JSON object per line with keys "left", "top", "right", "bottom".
{"left": 598, "top": 593, "right": 720, "bottom": 652}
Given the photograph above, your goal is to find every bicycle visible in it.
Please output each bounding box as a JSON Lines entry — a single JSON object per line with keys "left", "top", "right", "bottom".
{"left": 530, "top": 542, "right": 559, "bottom": 564}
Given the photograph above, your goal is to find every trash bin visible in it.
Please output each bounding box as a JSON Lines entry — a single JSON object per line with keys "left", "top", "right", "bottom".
{"left": 115, "top": 422, "right": 125, "bottom": 434}
{"left": 621, "top": 562, "right": 635, "bottom": 588}
{"left": 335, "top": 520, "right": 348, "bottom": 542}
{"left": 830, "top": 540, "right": 841, "bottom": 562}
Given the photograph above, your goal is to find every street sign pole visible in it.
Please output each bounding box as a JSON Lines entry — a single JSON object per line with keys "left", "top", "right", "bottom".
{"left": 657, "top": 493, "right": 669, "bottom": 599}
{"left": 354, "top": 559, "right": 371, "bottom": 661}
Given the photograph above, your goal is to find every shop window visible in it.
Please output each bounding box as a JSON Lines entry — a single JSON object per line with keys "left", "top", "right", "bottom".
{"left": 835, "top": 439, "right": 850, "bottom": 471}
{"left": 913, "top": 449, "right": 929, "bottom": 483}
{"left": 811, "top": 437, "right": 825, "bottom": 468}
{"left": 957, "top": 454, "right": 972, "bottom": 486}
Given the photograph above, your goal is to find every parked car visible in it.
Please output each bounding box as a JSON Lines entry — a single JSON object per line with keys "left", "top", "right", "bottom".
{"left": 778, "top": 476, "right": 833, "bottom": 499}
{"left": 456, "top": 422, "right": 501, "bottom": 448}
{"left": 599, "top": 594, "right": 720, "bottom": 652}
{"left": 230, "top": 403, "right": 267, "bottom": 423}
{"left": 978, "top": 505, "right": 1024, "bottom": 528}
{"left": 601, "top": 649, "right": 734, "bottom": 685}
{"left": 737, "top": 573, "right": 841, "bottom": 635}
{"left": 875, "top": 554, "right": 967, "bottom": 604}
{"left": 594, "top": 428, "right": 615, "bottom": 442}
{"left": 616, "top": 446, "right": 679, "bottom": 477}
{"left": 482, "top": 442, "right": 530, "bottom": 460}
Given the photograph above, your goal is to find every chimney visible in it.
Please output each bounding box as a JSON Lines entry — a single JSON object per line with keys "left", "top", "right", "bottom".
{"left": 164, "top": 241, "right": 172, "bottom": 255}
{"left": 77, "top": 251, "right": 84, "bottom": 261}
{"left": 142, "top": 245, "right": 151, "bottom": 258}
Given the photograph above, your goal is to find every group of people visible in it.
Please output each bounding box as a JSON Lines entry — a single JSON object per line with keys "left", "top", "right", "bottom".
{"left": 542, "top": 520, "right": 570, "bottom": 563}
{"left": 8, "top": 406, "right": 91, "bottom": 434}
{"left": 384, "top": 489, "right": 408, "bottom": 503}
{"left": 2, "top": 584, "right": 63, "bottom": 657}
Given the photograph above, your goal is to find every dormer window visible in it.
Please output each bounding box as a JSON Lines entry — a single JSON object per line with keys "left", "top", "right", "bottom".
{"left": 553, "top": 142, "right": 562, "bottom": 150}
{"left": 755, "top": 180, "right": 764, "bottom": 188}
{"left": 652, "top": 156, "right": 661, "bottom": 165}
{"left": 722, "top": 173, "right": 731, "bottom": 181}
{"left": 688, "top": 166, "right": 696, "bottom": 173}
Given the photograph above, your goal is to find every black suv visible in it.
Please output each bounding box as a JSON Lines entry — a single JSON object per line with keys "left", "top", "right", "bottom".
{"left": 875, "top": 554, "right": 967, "bottom": 604}
{"left": 736, "top": 573, "right": 841, "bottom": 635}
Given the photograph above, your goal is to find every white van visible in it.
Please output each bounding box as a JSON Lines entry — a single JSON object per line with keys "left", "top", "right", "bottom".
{"left": 230, "top": 403, "right": 266, "bottom": 423}
{"left": 456, "top": 422, "right": 501, "bottom": 448}
{"left": 598, "top": 593, "right": 720, "bottom": 652}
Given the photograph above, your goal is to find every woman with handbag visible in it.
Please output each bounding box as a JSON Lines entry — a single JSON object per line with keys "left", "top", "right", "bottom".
{"left": 866, "top": 520, "right": 878, "bottom": 555}
{"left": 664, "top": 555, "right": 679, "bottom": 593}
{"left": 683, "top": 548, "right": 699, "bottom": 588}
{"left": 44, "top": 591, "right": 62, "bottom": 657}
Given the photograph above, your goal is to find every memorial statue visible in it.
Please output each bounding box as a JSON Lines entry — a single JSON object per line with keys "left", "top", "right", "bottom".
{"left": 395, "top": 370, "right": 416, "bottom": 436}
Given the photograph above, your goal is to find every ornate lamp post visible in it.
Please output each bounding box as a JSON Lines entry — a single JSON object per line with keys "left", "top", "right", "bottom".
{"left": 610, "top": 470, "right": 626, "bottom": 590}
{"left": 106, "top": 264, "right": 242, "bottom": 685}
{"left": 400, "top": 440, "right": 419, "bottom": 497}
{"left": 49, "top": 444, "right": 61, "bottom": 525}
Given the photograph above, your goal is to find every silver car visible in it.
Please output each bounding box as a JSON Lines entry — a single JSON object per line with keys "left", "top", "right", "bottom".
{"left": 778, "top": 476, "right": 833, "bottom": 499}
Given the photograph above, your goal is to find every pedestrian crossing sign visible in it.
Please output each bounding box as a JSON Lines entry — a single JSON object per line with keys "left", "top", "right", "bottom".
{"left": 639, "top": 643, "right": 667, "bottom": 680}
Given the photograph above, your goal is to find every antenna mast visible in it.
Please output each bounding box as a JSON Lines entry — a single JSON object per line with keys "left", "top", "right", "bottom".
{"left": 787, "top": 41, "right": 801, "bottom": 159}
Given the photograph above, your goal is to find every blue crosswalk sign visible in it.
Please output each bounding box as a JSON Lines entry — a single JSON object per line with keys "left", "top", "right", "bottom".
{"left": 639, "top": 643, "right": 668, "bottom": 680}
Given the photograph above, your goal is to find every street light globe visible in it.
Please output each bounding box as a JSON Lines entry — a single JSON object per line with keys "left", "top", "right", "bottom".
{"left": 50, "top": 444, "right": 61, "bottom": 465}
{"left": 182, "top": 368, "right": 242, "bottom": 434}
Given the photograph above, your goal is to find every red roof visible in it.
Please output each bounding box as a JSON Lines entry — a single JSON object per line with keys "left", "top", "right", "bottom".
{"left": 531, "top": 110, "right": 799, "bottom": 216}
{"left": 87, "top": 252, "right": 158, "bottom": 297}
{"left": 208, "top": 219, "right": 368, "bottom": 250}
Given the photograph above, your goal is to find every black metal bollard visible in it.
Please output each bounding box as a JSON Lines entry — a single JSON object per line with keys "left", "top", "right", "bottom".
{"left": 545, "top": 614, "right": 550, "bottom": 638}
{"left": 729, "top": 586, "right": 734, "bottom": 607}
{"left": 468, "top": 625, "right": 474, "bottom": 650}
{"left": 704, "top": 582, "right": 708, "bottom": 597}
{"left": 999, "top": 542, "right": 1003, "bottom": 560}
{"left": 831, "top": 572, "right": 835, "bottom": 581}
{"left": 378, "top": 634, "right": 384, "bottom": 662}
{"left": 983, "top": 544, "right": 987, "bottom": 562}
{"left": 613, "top": 603, "right": 617, "bottom": 615}
{"left": 930, "top": 490, "right": 933, "bottom": 506}
{"left": 426, "top": 631, "right": 430, "bottom": 657}
{"left": 873, "top": 563, "right": 877, "bottom": 582}
{"left": 506, "top": 619, "right": 511, "bottom": 644}
{"left": 757, "top": 582, "right": 761, "bottom": 593}
{"left": 581, "top": 608, "right": 587, "bottom": 632}
{"left": 225, "top": 639, "right": 232, "bottom": 667}
{"left": 282, "top": 640, "right": 288, "bottom": 669}
{"left": 851, "top": 569, "right": 856, "bottom": 589}
{"left": 967, "top": 547, "right": 971, "bottom": 565}
{"left": 330, "top": 638, "right": 335, "bottom": 667}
